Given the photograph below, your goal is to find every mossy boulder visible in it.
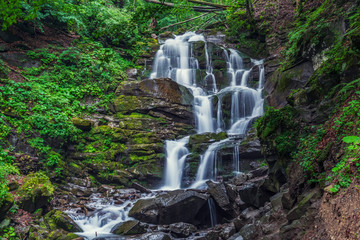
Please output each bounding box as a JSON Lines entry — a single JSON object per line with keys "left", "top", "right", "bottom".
{"left": 72, "top": 117, "right": 92, "bottom": 131}
{"left": 112, "top": 78, "right": 193, "bottom": 125}
{"left": 44, "top": 210, "right": 82, "bottom": 232}
{"left": 0, "top": 194, "right": 14, "bottom": 221}
{"left": 18, "top": 172, "right": 54, "bottom": 213}
{"left": 111, "top": 220, "right": 146, "bottom": 235}
{"left": 189, "top": 132, "right": 228, "bottom": 153}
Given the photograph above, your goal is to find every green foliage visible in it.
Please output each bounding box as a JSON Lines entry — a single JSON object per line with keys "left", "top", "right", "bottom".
{"left": 329, "top": 135, "right": 360, "bottom": 193}
{"left": 0, "top": 226, "right": 17, "bottom": 240}
{"left": 0, "top": 147, "right": 19, "bottom": 205}
{"left": 256, "top": 106, "right": 298, "bottom": 156}
{"left": 292, "top": 126, "right": 327, "bottom": 179}
{"left": 0, "top": 0, "right": 48, "bottom": 30}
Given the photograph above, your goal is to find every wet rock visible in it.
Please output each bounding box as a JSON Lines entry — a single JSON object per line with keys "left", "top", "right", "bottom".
{"left": 231, "top": 172, "right": 248, "bottom": 185}
{"left": 44, "top": 210, "right": 82, "bottom": 232}
{"left": 206, "top": 181, "right": 236, "bottom": 218}
{"left": 140, "top": 232, "right": 171, "bottom": 240}
{"left": 131, "top": 182, "right": 152, "bottom": 194}
{"left": 228, "top": 232, "right": 244, "bottom": 240}
{"left": 111, "top": 220, "right": 146, "bottom": 235}
{"left": 247, "top": 166, "right": 268, "bottom": 179}
{"left": 239, "top": 224, "right": 258, "bottom": 240}
{"left": 129, "top": 190, "right": 208, "bottom": 225}
{"left": 240, "top": 207, "right": 260, "bottom": 221}
{"left": 169, "top": 222, "right": 197, "bottom": 238}
{"left": 220, "top": 223, "right": 236, "bottom": 239}
{"left": 237, "top": 177, "right": 272, "bottom": 208}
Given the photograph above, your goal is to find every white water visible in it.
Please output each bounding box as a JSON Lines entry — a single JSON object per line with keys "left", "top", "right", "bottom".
{"left": 162, "top": 136, "right": 189, "bottom": 190}
{"left": 151, "top": 32, "right": 265, "bottom": 189}
{"left": 66, "top": 192, "right": 139, "bottom": 239}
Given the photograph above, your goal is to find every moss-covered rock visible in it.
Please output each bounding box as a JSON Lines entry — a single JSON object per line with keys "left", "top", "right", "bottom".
{"left": 18, "top": 172, "right": 54, "bottom": 213}
{"left": 111, "top": 220, "right": 146, "bottom": 235}
{"left": 189, "top": 132, "right": 228, "bottom": 153}
{"left": 72, "top": 117, "right": 92, "bottom": 131}
{"left": 0, "top": 194, "right": 14, "bottom": 221}
{"left": 44, "top": 210, "right": 82, "bottom": 232}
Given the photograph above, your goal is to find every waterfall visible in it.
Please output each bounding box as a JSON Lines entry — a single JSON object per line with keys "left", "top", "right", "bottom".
{"left": 151, "top": 32, "right": 265, "bottom": 189}
{"left": 208, "top": 198, "right": 218, "bottom": 227}
{"left": 162, "top": 136, "right": 189, "bottom": 190}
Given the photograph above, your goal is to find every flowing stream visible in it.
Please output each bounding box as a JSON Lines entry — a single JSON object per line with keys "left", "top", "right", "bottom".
{"left": 151, "top": 32, "right": 265, "bottom": 189}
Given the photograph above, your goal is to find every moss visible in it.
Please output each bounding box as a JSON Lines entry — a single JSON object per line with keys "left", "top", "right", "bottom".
{"left": 72, "top": 117, "right": 92, "bottom": 131}
{"left": 0, "top": 194, "right": 14, "bottom": 221}
{"left": 18, "top": 172, "right": 54, "bottom": 200}
{"left": 44, "top": 210, "right": 82, "bottom": 232}
{"left": 18, "top": 172, "right": 54, "bottom": 212}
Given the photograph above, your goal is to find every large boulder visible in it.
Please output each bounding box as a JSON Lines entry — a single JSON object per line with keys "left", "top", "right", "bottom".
{"left": 112, "top": 78, "right": 194, "bottom": 124}
{"left": 237, "top": 176, "right": 272, "bottom": 208}
{"left": 129, "top": 190, "right": 209, "bottom": 225}
{"left": 169, "top": 222, "right": 197, "bottom": 238}
{"left": 206, "top": 181, "right": 237, "bottom": 218}
{"left": 140, "top": 232, "right": 171, "bottom": 240}
{"left": 111, "top": 220, "right": 146, "bottom": 235}
{"left": 18, "top": 172, "right": 55, "bottom": 213}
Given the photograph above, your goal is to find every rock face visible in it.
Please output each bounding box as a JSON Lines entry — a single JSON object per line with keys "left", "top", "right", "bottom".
{"left": 129, "top": 190, "right": 209, "bottom": 225}
{"left": 68, "top": 78, "right": 196, "bottom": 188}
{"left": 264, "top": 61, "right": 314, "bottom": 108}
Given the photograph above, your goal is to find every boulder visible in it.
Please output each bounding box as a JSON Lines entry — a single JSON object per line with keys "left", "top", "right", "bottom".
{"left": 113, "top": 78, "right": 194, "bottom": 124}
{"left": 44, "top": 210, "right": 82, "bottom": 232}
{"left": 111, "top": 220, "right": 146, "bottom": 235}
{"left": 239, "top": 224, "right": 258, "bottom": 240}
{"left": 219, "top": 223, "right": 236, "bottom": 239}
{"left": 206, "top": 181, "right": 236, "bottom": 218}
{"left": 18, "top": 172, "right": 54, "bottom": 213}
{"left": 129, "top": 190, "right": 209, "bottom": 225}
{"left": 140, "top": 232, "right": 171, "bottom": 240}
{"left": 237, "top": 177, "right": 272, "bottom": 208}
{"left": 169, "top": 222, "right": 197, "bottom": 238}
{"left": 247, "top": 166, "right": 268, "bottom": 179}
{"left": 72, "top": 118, "right": 92, "bottom": 131}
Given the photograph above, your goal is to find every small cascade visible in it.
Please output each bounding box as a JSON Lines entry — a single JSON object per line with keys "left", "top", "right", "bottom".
{"left": 191, "top": 139, "right": 230, "bottom": 188}
{"left": 67, "top": 194, "right": 137, "bottom": 239}
{"left": 208, "top": 198, "right": 218, "bottom": 227}
{"left": 150, "top": 32, "right": 265, "bottom": 189}
{"left": 233, "top": 144, "right": 240, "bottom": 173}
{"left": 162, "top": 137, "right": 189, "bottom": 190}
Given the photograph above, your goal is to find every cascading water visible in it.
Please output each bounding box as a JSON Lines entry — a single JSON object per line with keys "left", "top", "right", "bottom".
{"left": 151, "top": 32, "right": 265, "bottom": 189}
{"left": 162, "top": 136, "right": 189, "bottom": 190}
